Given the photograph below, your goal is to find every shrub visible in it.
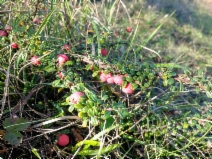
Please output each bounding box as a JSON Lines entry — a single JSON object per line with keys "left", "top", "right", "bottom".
{"left": 0, "top": 1, "right": 212, "bottom": 158}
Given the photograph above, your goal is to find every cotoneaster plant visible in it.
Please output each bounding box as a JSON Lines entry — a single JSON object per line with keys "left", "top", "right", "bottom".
{"left": 57, "top": 134, "right": 69, "bottom": 147}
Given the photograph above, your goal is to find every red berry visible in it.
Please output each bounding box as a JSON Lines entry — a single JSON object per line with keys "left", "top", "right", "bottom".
{"left": 57, "top": 54, "right": 69, "bottom": 66}
{"left": 0, "top": 30, "right": 8, "bottom": 37}
{"left": 122, "top": 83, "right": 134, "bottom": 94}
{"left": 11, "top": 43, "right": 18, "bottom": 49}
{"left": 57, "top": 134, "right": 69, "bottom": 147}
{"left": 101, "top": 49, "right": 108, "bottom": 56}
{"left": 126, "top": 27, "right": 132, "bottom": 33}
{"left": 70, "top": 92, "right": 85, "bottom": 104}
{"left": 30, "top": 56, "right": 41, "bottom": 66}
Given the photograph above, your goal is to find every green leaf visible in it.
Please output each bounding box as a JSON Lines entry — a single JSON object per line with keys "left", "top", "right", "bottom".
{"left": 206, "top": 91, "right": 212, "bottom": 98}
{"left": 119, "top": 109, "right": 130, "bottom": 119}
{"left": 35, "top": 2, "right": 60, "bottom": 36}
{"left": 32, "top": 148, "right": 42, "bottom": 159}
{"left": 105, "top": 116, "right": 114, "bottom": 129}
{"left": 163, "top": 79, "right": 168, "bottom": 87}
{"left": 168, "top": 78, "right": 175, "bottom": 85}
{"left": 74, "top": 103, "right": 84, "bottom": 109}
{"left": 91, "top": 124, "right": 119, "bottom": 140}
{"left": 132, "top": 83, "right": 138, "bottom": 90}
{"left": 90, "top": 117, "right": 98, "bottom": 126}
{"left": 122, "top": 81, "right": 128, "bottom": 88}
{"left": 68, "top": 105, "right": 75, "bottom": 112}
{"left": 75, "top": 140, "right": 100, "bottom": 148}
{"left": 126, "top": 77, "right": 133, "bottom": 82}
{"left": 168, "top": 72, "right": 177, "bottom": 77}
{"left": 3, "top": 118, "right": 30, "bottom": 131}
{"left": 197, "top": 69, "right": 203, "bottom": 76}
{"left": 44, "top": 65, "right": 56, "bottom": 73}
{"left": 77, "top": 144, "right": 120, "bottom": 156}
{"left": 179, "top": 82, "right": 184, "bottom": 91}
{"left": 64, "top": 61, "right": 73, "bottom": 66}
{"left": 87, "top": 109, "right": 95, "bottom": 117}
{"left": 92, "top": 71, "right": 99, "bottom": 77}
{"left": 101, "top": 92, "right": 109, "bottom": 101}
{"left": 3, "top": 131, "right": 22, "bottom": 145}
{"left": 51, "top": 102, "right": 64, "bottom": 117}
{"left": 86, "top": 100, "right": 94, "bottom": 107}
{"left": 52, "top": 79, "right": 61, "bottom": 87}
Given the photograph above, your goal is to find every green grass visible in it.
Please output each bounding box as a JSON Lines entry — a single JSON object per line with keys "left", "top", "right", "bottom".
{"left": 0, "top": 0, "right": 212, "bottom": 158}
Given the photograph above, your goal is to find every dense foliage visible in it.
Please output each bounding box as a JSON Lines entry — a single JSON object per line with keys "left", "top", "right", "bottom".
{"left": 0, "top": 0, "right": 212, "bottom": 158}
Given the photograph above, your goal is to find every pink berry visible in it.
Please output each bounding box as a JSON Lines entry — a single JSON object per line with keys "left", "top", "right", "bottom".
{"left": 0, "top": 30, "right": 8, "bottom": 37}
{"left": 57, "top": 134, "right": 69, "bottom": 147}
{"left": 11, "top": 43, "right": 18, "bottom": 49}
{"left": 99, "top": 72, "right": 108, "bottom": 82}
{"left": 70, "top": 92, "right": 85, "bottom": 104}
{"left": 126, "top": 27, "right": 132, "bottom": 33}
{"left": 33, "top": 18, "right": 40, "bottom": 24}
{"left": 106, "top": 73, "right": 113, "bottom": 78}
{"left": 101, "top": 49, "right": 108, "bottom": 56}
{"left": 57, "top": 54, "right": 69, "bottom": 66}
{"left": 64, "top": 44, "right": 70, "bottom": 51}
{"left": 5, "top": 26, "right": 12, "bottom": 32}
{"left": 122, "top": 83, "right": 134, "bottom": 94}
{"left": 30, "top": 56, "right": 41, "bottom": 66}
{"left": 113, "top": 75, "right": 123, "bottom": 86}
{"left": 107, "top": 77, "right": 114, "bottom": 84}
{"left": 58, "top": 71, "right": 63, "bottom": 79}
